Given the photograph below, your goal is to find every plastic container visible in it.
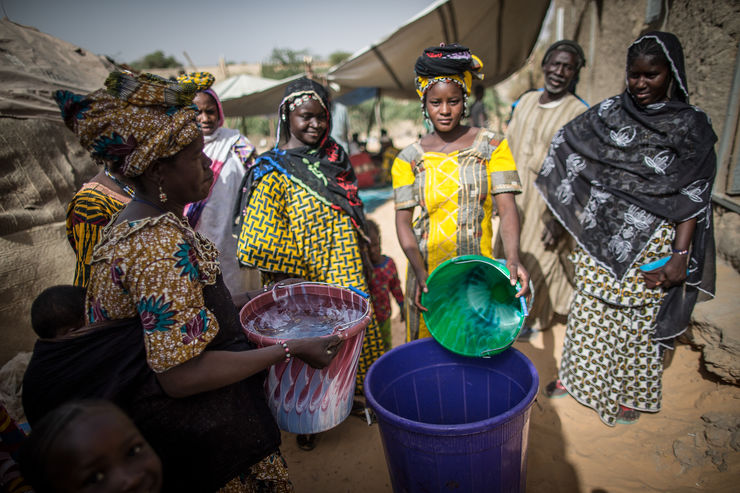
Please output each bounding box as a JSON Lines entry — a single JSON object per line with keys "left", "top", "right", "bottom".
{"left": 365, "top": 338, "right": 538, "bottom": 493}
{"left": 421, "top": 255, "right": 528, "bottom": 357}
{"left": 240, "top": 282, "right": 370, "bottom": 434}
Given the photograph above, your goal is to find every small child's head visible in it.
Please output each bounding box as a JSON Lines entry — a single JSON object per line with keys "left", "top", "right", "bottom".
{"left": 20, "top": 399, "right": 162, "bottom": 493}
{"left": 474, "top": 84, "right": 485, "bottom": 100}
{"left": 367, "top": 220, "right": 382, "bottom": 265}
{"left": 31, "top": 285, "right": 86, "bottom": 339}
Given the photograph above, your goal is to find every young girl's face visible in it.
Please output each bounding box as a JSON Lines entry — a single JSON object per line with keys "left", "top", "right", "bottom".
{"left": 368, "top": 229, "right": 382, "bottom": 265}
{"left": 425, "top": 81, "right": 465, "bottom": 134}
{"left": 627, "top": 54, "right": 671, "bottom": 106}
{"left": 194, "top": 92, "right": 220, "bottom": 136}
{"left": 287, "top": 98, "right": 328, "bottom": 148}
{"left": 46, "top": 408, "right": 162, "bottom": 493}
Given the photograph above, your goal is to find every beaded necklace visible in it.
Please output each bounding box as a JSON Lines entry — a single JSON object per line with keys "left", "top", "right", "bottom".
{"left": 104, "top": 168, "right": 135, "bottom": 198}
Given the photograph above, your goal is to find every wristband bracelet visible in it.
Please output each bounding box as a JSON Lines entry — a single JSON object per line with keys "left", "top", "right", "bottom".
{"left": 672, "top": 248, "right": 689, "bottom": 255}
{"left": 279, "top": 341, "right": 291, "bottom": 362}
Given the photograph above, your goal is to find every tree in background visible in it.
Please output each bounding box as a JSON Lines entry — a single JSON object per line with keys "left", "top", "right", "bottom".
{"left": 329, "top": 51, "right": 352, "bottom": 67}
{"left": 262, "top": 47, "right": 311, "bottom": 80}
{"left": 129, "top": 50, "right": 182, "bottom": 71}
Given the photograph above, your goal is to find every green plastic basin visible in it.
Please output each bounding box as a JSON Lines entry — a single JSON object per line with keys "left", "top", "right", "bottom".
{"left": 421, "top": 255, "right": 526, "bottom": 357}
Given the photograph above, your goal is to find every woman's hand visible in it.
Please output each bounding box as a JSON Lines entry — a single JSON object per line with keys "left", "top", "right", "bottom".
{"left": 414, "top": 273, "right": 429, "bottom": 312}
{"left": 641, "top": 254, "right": 688, "bottom": 289}
{"left": 541, "top": 218, "right": 564, "bottom": 250}
{"left": 290, "top": 335, "right": 343, "bottom": 369}
{"left": 506, "top": 259, "right": 530, "bottom": 298}
{"left": 396, "top": 208, "right": 429, "bottom": 312}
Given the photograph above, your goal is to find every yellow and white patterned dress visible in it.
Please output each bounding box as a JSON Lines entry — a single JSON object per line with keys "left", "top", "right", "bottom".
{"left": 392, "top": 129, "right": 522, "bottom": 340}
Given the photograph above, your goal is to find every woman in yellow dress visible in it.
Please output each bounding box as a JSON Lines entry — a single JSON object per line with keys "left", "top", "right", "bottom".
{"left": 393, "top": 44, "right": 530, "bottom": 341}
{"left": 236, "top": 77, "right": 385, "bottom": 450}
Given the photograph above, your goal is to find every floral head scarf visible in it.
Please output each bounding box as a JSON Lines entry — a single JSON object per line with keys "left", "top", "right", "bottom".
{"left": 177, "top": 71, "right": 224, "bottom": 128}
{"left": 54, "top": 72, "right": 200, "bottom": 178}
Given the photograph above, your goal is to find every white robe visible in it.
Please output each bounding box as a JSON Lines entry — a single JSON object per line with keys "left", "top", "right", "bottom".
{"left": 196, "top": 127, "right": 261, "bottom": 295}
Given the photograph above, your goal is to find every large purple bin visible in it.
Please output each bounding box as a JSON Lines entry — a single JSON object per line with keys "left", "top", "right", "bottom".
{"left": 364, "top": 338, "right": 538, "bottom": 493}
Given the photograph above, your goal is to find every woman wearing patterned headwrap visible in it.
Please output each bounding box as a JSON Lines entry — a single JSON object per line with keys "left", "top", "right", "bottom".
{"left": 392, "top": 43, "right": 530, "bottom": 342}
{"left": 176, "top": 72, "right": 260, "bottom": 296}
{"left": 537, "top": 32, "right": 717, "bottom": 426}
{"left": 24, "top": 72, "right": 342, "bottom": 492}
{"left": 236, "top": 77, "right": 386, "bottom": 451}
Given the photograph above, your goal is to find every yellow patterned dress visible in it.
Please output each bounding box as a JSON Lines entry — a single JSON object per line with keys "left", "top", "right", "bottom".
{"left": 237, "top": 168, "right": 385, "bottom": 394}
{"left": 66, "top": 182, "right": 131, "bottom": 287}
{"left": 392, "top": 129, "right": 522, "bottom": 341}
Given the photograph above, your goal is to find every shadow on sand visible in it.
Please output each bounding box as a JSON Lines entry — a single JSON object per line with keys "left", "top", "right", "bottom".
{"left": 514, "top": 321, "right": 582, "bottom": 492}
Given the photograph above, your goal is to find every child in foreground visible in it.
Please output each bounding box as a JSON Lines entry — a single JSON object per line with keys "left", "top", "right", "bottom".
{"left": 366, "top": 220, "right": 404, "bottom": 351}
{"left": 20, "top": 399, "right": 163, "bottom": 493}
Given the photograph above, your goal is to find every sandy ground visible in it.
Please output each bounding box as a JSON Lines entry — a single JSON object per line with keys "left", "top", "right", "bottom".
{"left": 278, "top": 199, "right": 740, "bottom": 493}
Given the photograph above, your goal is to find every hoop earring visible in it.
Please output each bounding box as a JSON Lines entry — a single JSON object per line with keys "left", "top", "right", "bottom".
{"left": 159, "top": 185, "right": 168, "bottom": 204}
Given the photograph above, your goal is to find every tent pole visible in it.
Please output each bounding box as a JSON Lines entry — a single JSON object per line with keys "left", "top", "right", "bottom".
{"left": 374, "top": 90, "right": 383, "bottom": 134}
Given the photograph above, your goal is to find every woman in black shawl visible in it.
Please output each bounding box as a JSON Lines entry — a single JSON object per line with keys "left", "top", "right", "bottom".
{"left": 235, "top": 77, "right": 385, "bottom": 450}
{"left": 536, "top": 32, "right": 716, "bottom": 426}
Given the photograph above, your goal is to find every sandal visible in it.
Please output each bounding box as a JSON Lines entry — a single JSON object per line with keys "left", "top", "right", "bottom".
{"left": 544, "top": 379, "right": 568, "bottom": 398}
{"left": 516, "top": 325, "right": 536, "bottom": 342}
{"left": 296, "top": 433, "right": 317, "bottom": 451}
{"left": 616, "top": 405, "right": 640, "bottom": 425}
{"left": 350, "top": 399, "right": 366, "bottom": 418}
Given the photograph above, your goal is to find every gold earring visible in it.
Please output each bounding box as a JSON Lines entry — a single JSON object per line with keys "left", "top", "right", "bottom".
{"left": 159, "top": 185, "right": 168, "bottom": 204}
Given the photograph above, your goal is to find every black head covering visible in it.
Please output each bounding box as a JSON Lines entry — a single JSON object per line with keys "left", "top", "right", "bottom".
{"left": 414, "top": 43, "right": 482, "bottom": 78}
{"left": 542, "top": 40, "right": 586, "bottom": 70}
{"left": 627, "top": 31, "right": 689, "bottom": 103}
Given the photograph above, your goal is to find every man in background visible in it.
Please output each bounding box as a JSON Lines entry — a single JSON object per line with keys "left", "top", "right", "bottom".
{"left": 496, "top": 40, "right": 588, "bottom": 339}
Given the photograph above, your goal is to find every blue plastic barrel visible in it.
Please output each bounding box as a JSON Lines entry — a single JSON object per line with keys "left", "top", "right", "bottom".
{"left": 365, "top": 338, "right": 538, "bottom": 493}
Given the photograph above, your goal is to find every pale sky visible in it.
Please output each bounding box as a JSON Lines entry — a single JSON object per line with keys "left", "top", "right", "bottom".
{"left": 2, "top": 0, "right": 437, "bottom": 66}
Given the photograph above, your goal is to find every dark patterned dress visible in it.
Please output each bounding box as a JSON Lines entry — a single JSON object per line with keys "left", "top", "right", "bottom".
{"left": 559, "top": 223, "right": 673, "bottom": 425}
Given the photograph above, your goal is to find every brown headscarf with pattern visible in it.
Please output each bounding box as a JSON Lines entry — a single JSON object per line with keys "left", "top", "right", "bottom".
{"left": 54, "top": 72, "right": 201, "bottom": 177}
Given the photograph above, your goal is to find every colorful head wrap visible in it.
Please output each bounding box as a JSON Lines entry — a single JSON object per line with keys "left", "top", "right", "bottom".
{"left": 177, "top": 71, "right": 225, "bottom": 128}
{"left": 54, "top": 72, "right": 200, "bottom": 178}
{"left": 276, "top": 77, "right": 331, "bottom": 148}
{"left": 414, "top": 43, "right": 484, "bottom": 100}
{"left": 176, "top": 71, "right": 215, "bottom": 91}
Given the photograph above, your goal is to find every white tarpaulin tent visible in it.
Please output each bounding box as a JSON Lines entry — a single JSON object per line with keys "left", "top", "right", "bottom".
{"left": 213, "top": 74, "right": 276, "bottom": 100}
{"left": 220, "top": 74, "right": 304, "bottom": 117}
{"left": 220, "top": 0, "right": 550, "bottom": 116}
{"left": 328, "top": 0, "right": 551, "bottom": 98}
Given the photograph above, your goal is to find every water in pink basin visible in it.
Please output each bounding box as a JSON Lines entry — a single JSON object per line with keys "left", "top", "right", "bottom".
{"left": 240, "top": 282, "right": 370, "bottom": 434}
